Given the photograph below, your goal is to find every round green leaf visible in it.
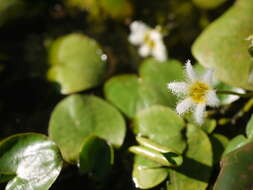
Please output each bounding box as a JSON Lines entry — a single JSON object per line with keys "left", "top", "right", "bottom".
{"left": 132, "top": 155, "right": 169, "bottom": 189}
{"left": 48, "top": 94, "right": 126, "bottom": 163}
{"left": 133, "top": 105, "right": 186, "bottom": 154}
{"left": 192, "top": 0, "right": 253, "bottom": 90}
{"left": 167, "top": 124, "right": 213, "bottom": 190}
{"left": 104, "top": 74, "right": 170, "bottom": 118}
{"left": 47, "top": 33, "right": 107, "bottom": 94}
{"left": 139, "top": 58, "right": 184, "bottom": 108}
{"left": 0, "top": 133, "right": 63, "bottom": 190}
{"left": 79, "top": 136, "right": 113, "bottom": 179}
{"left": 214, "top": 142, "right": 253, "bottom": 190}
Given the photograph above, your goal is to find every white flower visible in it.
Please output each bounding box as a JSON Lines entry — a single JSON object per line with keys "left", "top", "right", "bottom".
{"left": 167, "top": 60, "right": 219, "bottom": 124}
{"left": 129, "top": 21, "right": 167, "bottom": 62}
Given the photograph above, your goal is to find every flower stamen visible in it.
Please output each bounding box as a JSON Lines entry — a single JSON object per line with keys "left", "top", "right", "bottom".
{"left": 189, "top": 81, "right": 210, "bottom": 103}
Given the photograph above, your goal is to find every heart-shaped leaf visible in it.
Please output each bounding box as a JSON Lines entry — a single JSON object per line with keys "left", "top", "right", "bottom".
{"left": 48, "top": 94, "right": 126, "bottom": 163}
{"left": 79, "top": 136, "right": 113, "bottom": 179}
{"left": 139, "top": 58, "right": 185, "bottom": 108}
{"left": 214, "top": 142, "right": 253, "bottom": 190}
{"left": 0, "top": 133, "right": 63, "bottom": 190}
{"left": 104, "top": 74, "right": 169, "bottom": 118}
{"left": 167, "top": 124, "right": 213, "bottom": 190}
{"left": 47, "top": 33, "right": 107, "bottom": 94}
{"left": 192, "top": 0, "right": 253, "bottom": 90}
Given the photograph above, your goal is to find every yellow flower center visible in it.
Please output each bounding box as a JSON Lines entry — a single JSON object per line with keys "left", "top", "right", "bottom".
{"left": 189, "top": 81, "right": 210, "bottom": 103}
{"left": 144, "top": 33, "right": 155, "bottom": 48}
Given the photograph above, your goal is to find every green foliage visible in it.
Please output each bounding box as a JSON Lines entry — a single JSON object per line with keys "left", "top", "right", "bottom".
{"left": 214, "top": 142, "right": 253, "bottom": 190}
{"left": 1, "top": 0, "right": 253, "bottom": 189}
{"left": 133, "top": 106, "right": 186, "bottom": 153}
{"left": 167, "top": 124, "right": 213, "bottom": 190}
{"left": 0, "top": 133, "right": 62, "bottom": 190}
{"left": 132, "top": 155, "right": 169, "bottom": 189}
{"left": 192, "top": 0, "right": 253, "bottom": 90}
{"left": 79, "top": 136, "right": 113, "bottom": 179}
{"left": 48, "top": 94, "right": 126, "bottom": 163}
{"left": 224, "top": 114, "right": 253, "bottom": 156}
{"left": 47, "top": 33, "right": 107, "bottom": 94}
{"left": 104, "top": 59, "right": 184, "bottom": 118}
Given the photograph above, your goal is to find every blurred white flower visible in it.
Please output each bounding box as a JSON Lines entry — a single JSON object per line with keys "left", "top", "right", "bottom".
{"left": 246, "top": 34, "right": 253, "bottom": 46}
{"left": 167, "top": 60, "right": 219, "bottom": 124}
{"left": 129, "top": 21, "right": 167, "bottom": 62}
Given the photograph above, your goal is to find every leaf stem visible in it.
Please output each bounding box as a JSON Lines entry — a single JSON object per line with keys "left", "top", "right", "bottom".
{"left": 216, "top": 90, "right": 253, "bottom": 98}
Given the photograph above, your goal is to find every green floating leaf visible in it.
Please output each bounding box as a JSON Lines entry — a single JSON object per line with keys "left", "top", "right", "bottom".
{"left": 104, "top": 74, "right": 168, "bottom": 118}
{"left": 192, "top": 0, "right": 253, "bottom": 90}
{"left": 223, "top": 135, "right": 252, "bottom": 156}
{"left": 191, "top": 0, "right": 229, "bottom": 9}
{"left": 139, "top": 58, "right": 185, "bottom": 108}
{"left": 214, "top": 142, "right": 253, "bottom": 190}
{"left": 223, "top": 114, "right": 253, "bottom": 157}
{"left": 210, "top": 133, "right": 229, "bottom": 164}
{"left": 48, "top": 94, "right": 126, "bottom": 163}
{"left": 0, "top": 133, "right": 63, "bottom": 190}
{"left": 167, "top": 124, "right": 213, "bottom": 190}
{"left": 104, "top": 59, "right": 184, "bottom": 118}
{"left": 131, "top": 106, "right": 186, "bottom": 189}
{"left": 133, "top": 106, "right": 186, "bottom": 153}
{"left": 132, "top": 155, "right": 169, "bottom": 189}
{"left": 47, "top": 33, "right": 107, "bottom": 94}
{"left": 79, "top": 136, "right": 113, "bottom": 179}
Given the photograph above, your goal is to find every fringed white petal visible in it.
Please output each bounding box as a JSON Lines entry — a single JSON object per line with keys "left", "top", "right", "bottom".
{"left": 206, "top": 90, "right": 219, "bottom": 107}
{"left": 139, "top": 44, "right": 151, "bottom": 57}
{"left": 185, "top": 60, "right": 197, "bottom": 81}
{"left": 152, "top": 41, "right": 167, "bottom": 62}
{"left": 194, "top": 103, "right": 206, "bottom": 124}
{"left": 129, "top": 21, "right": 149, "bottom": 45}
{"left": 167, "top": 82, "right": 188, "bottom": 95}
{"left": 176, "top": 98, "right": 194, "bottom": 115}
{"left": 149, "top": 30, "right": 162, "bottom": 41}
{"left": 202, "top": 69, "right": 214, "bottom": 85}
